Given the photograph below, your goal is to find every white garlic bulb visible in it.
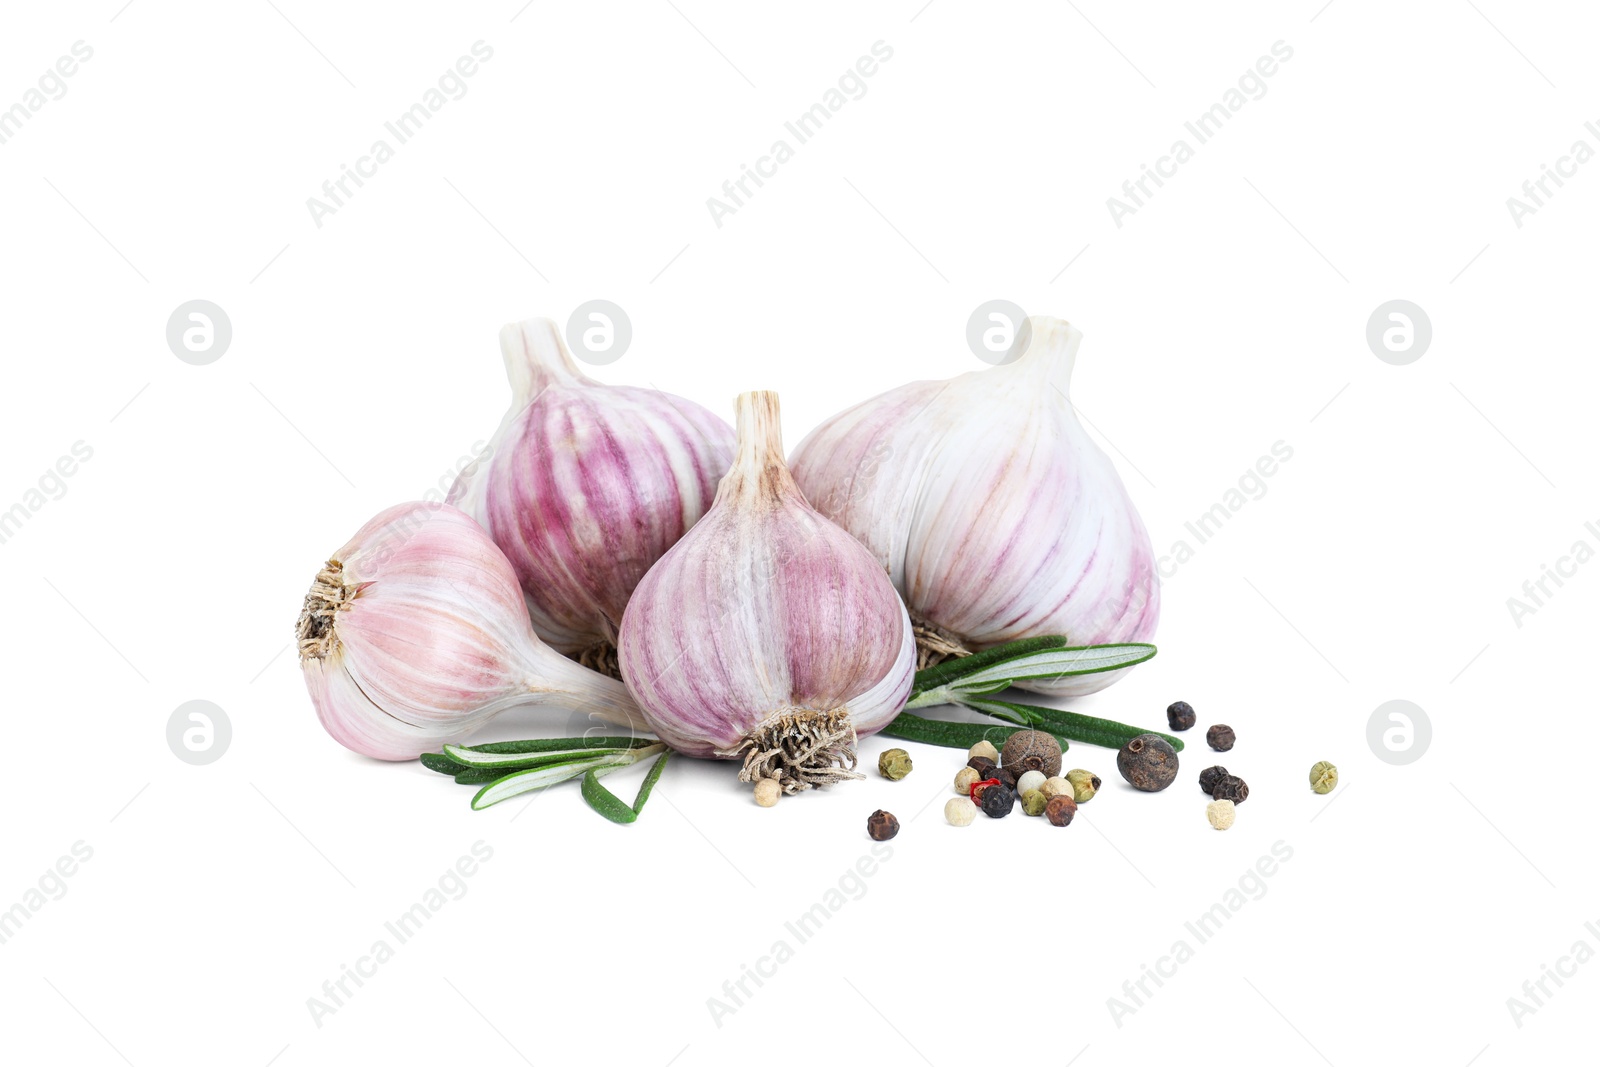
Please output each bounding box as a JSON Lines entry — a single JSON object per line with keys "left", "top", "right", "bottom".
{"left": 448, "top": 318, "right": 735, "bottom": 673}
{"left": 789, "top": 316, "right": 1158, "bottom": 696}
{"left": 298, "top": 502, "right": 648, "bottom": 760}
{"left": 618, "top": 391, "right": 915, "bottom": 793}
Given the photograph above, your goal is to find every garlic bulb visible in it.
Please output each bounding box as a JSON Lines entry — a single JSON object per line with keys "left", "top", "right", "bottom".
{"left": 617, "top": 391, "right": 915, "bottom": 793}
{"left": 297, "top": 502, "right": 648, "bottom": 761}
{"left": 788, "top": 316, "right": 1158, "bottom": 696}
{"left": 448, "top": 317, "right": 735, "bottom": 674}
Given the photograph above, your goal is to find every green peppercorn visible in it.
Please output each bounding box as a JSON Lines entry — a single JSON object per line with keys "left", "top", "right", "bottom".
{"left": 1065, "top": 769, "right": 1101, "bottom": 803}
{"left": 1020, "top": 789, "right": 1048, "bottom": 816}
{"left": 877, "top": 748, "right": 913, "bottom": 781}
{"left": 1310, "top": 761, "right": 1338, "bottom": 794}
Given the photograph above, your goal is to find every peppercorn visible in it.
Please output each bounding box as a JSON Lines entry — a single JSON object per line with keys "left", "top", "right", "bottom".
{"left": 753, "top": 778, "right": 781, "bottom": 807}
{"left": 1206, "top": 724, "right": 1236, "bottom": 752}
{"left": 1117, "top": 733, "right": 1179, "bottom": 792}
{"left": 1041, "top": 776, "right": 1073, "bottom": 799}
{"left": 1015, "top": 770, "right": 1047, "bottom": 796}
{"left": 1065, "top": 769, "right": 1101, "bottom": 803}
{"left": 877, "top": 748, "right": 913, "bottom": 781}
{"left": 1309, "top": 761, "right": 1338, "bottom": 794}
{"left": 1020, "top": 789, "right": 1048, "bottom": 816}
{"left": 968, "top": 740, "right": 1000, "bottom": 764}
{"left": 1045, "top": 794, "right": 1077, "bottom": 826}
{"left": 1000, "top": 729, "right": 1063, "bottom": 778}
{"left": 1198, "top": 765, "right": 1228, "bottom": 795}
{"left": 1206, "top": 799, "right": 1235, "bottom": 830}
{"left": 967, "top": 756, "right": 999, "bottom": 778}
{"left": 954, "top": 766, "right": 981, "bottom": 795}
{"left": 944, "top": 797, "right": 977, "bottom": 826}
{"left": 1166, "top": 700, "right": 1196, "bottom": 731}
{"left": 867, "top": 809, "right": 899, "bottom": 841}
{"left": 997, "top": 765, "right": 1020, "bottom": 789}
{"left": 1211, "top": 775, "right": 1249, "bottom": 804}
{"left": 978, "top": 783, "right": 1015, "bottom": 819}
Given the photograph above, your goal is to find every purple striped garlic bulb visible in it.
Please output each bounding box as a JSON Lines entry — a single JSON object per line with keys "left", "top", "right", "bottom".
{"left": 789, "top": 316, "right": 1159, "bottom": 697}
{"left": 297, "top": 502, "right": 648, "bottom": 760}
{"left": 618, "top": 391, "right": 915, "bottom": 794}
{"left": 448, "top": 318, "right": 735, "bottom": 675}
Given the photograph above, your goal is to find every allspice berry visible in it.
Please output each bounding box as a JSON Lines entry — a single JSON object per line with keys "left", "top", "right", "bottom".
{"left": 878, "top": 748, "right": 913, "bottom": 781}
{"left": 1045, "top": 794, "right": 1077, "bottom": 826}
{"left": 1206, "top": 724, "right": 1236, "bottom": 752}
{"left": 1310, "top": 761, "right": 1338, "bottom": 794}
{"left": 1211, "top": 775, "right": 1249, "bottom": 804}
{"left": 1206, "top": 799, "right": 1236, "bottom": 830}
{"left": 1117, "top": 733, "right": 1179, "bottom": 792}
{"left": 1198, "top": 765, "right": 1229, "bottom": 796}
{"left": 1065, "top": 769, "right": 1101, "bottom": 803}
{"left": 867, "top": 809, "right": 899, "bottom": 841}
{"left": 1000, "top": 729, "right": 1063, "bottom": 778}
{"left": 968, "top": 740, "right": 1000, "bottom": 763}
{"left": 753, "top": 778, "right": 781, "bottom": 807}
{"left": 1166, "top": 700, "right": 1196, "bottom": 731}
{"left": 1020, "top": 789, "right": 1049, "bottom": 817}
{"left": 944, "top": 797, "right": 977, "bottom": 826}
{"left": 954, "top": 766, "right": 982, "bottom": 795}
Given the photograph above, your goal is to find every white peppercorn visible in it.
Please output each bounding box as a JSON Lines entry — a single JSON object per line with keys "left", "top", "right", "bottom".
{"left": 754, "top": 778, "right": 781, "bottom": 807}
{"left": 944, "top": 797, "right": 977, "bottom": 826}
{"left": 954, "top": 766, "right": 981, "bottom": 795}
{"left": 1016, "top": 770, "right": 1047, "bottom": 796}
{"left": 968, "top": 740, "right": 1000, "bottom": 763}
{"left": 1041, "top": 776, "right": 1073, "bottom": 799}
{"left": 1206, "top": 799, "right": 1235, "bottom": 830}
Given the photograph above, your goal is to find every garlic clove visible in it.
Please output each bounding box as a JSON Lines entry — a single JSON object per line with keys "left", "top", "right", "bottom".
{"left": 618, "top": 391, "right": 915, "bottom": 793}
{"left": 298, "top": 502, "right": 648, "bottom": 760}
{"left": 789, "top": 316, "right": 1158, "bottom": 696}
{"left": 447, "top": 318, "right": 736, "bottom": 671}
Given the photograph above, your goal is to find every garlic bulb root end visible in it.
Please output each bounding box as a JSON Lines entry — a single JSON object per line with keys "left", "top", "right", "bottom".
{"left": 718, "top": 707, "right": 864, "bottom": 795}
{"left": 909, "top": 608, "right": 973, "bottom": 669}
{"left": 575, "top": 639, "right": 623, "bottom": 681}
{"left": 298, "top": 559, "right": 356, "bottom": 662}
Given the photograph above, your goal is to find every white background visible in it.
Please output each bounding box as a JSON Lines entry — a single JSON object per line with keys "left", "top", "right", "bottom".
{"left": 1, "top": 1, "right": 1595, "bottom": 1064}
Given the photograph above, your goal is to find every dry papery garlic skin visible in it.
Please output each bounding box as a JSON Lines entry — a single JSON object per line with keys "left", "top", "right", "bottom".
{"left": 297, "top": 502, "right": 647, "bottom": 760}
{"left": 618, "top": 390, "right": 915, "bottom": 794}
{"left": 448, "top": 318, "right": 735, "bottom": 674}
{"left": 789, "top": 317, "right": 1159, "bottom": 696}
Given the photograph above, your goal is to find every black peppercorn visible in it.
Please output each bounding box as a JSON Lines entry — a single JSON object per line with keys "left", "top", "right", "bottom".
{"left": 1198, "top": 765, "right": 1229, "bottom": 795}
{"left": 1211, "top": 775, "right": 1249, "bottom": 804}
{"left": 1166, "top": 701, "right": 1196, "bottom": 731}
{"left": 1117, "top": 733, "right": 1179, "bottom": 792}
{"left": 997, "top": 765, "right": 1021, "bottom": 789}
{"left": 1206, "top": 724, "right": 1236, "bottom": 752}
{"left": 967, "top": 756, "right": 999, "bottom": 778}
{"left": 867, "top": 809, "right": 900, "bottom": 841}
{"left": 978, "top": 783, "right": 1015, "bottom": 818}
